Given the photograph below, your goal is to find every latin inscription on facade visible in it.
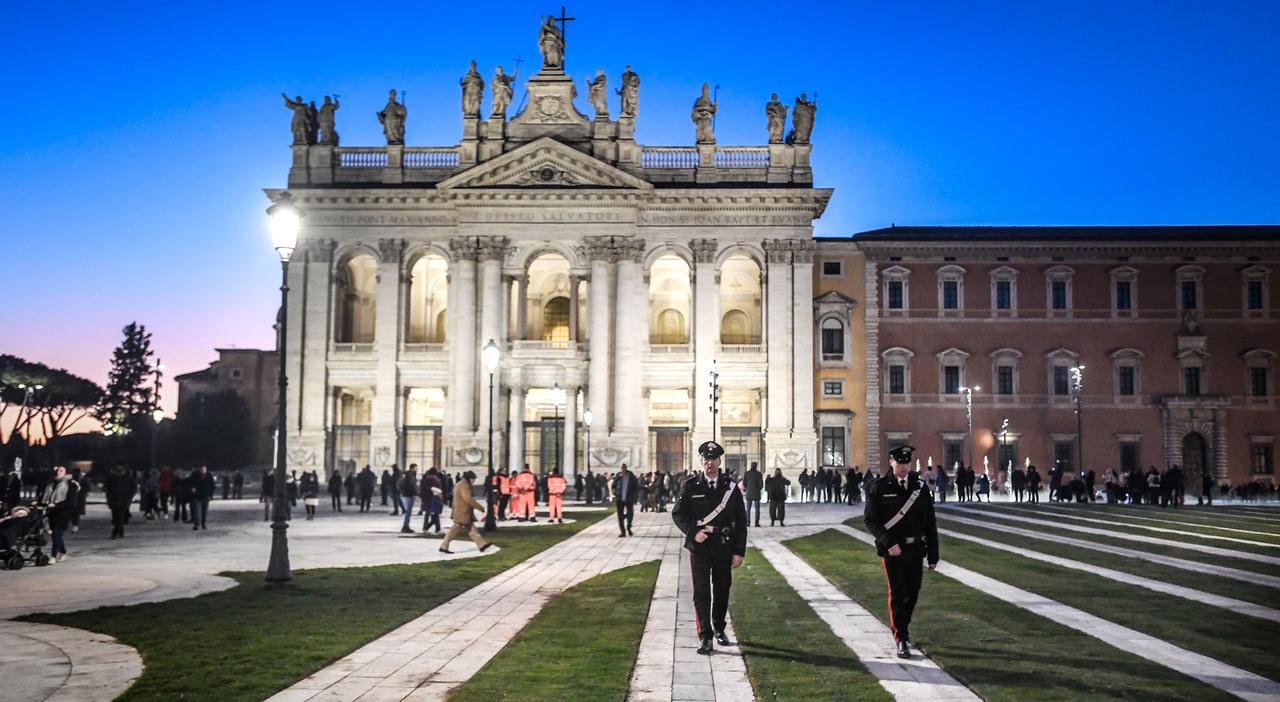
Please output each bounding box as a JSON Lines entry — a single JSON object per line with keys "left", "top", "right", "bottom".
{"left": 464, "top": 210, "right": 631, "bottom": 224}
{"left": 638, "top": 213, "right": 812, "bottom": 226}
{"left": 311, "top": 213, "right": 455, "bottom": 226}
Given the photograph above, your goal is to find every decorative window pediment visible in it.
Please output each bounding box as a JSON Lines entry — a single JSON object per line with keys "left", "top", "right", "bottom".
{"left": 437, "top": 137, "right": 654, "bottom": 190}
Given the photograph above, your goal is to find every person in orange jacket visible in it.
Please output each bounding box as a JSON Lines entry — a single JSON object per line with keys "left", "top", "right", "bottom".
{"left": 496, "top": 467, "right": 511, "bottom": 520}
{"left": 547, "top": 467, "right": 566, "bottom": 523}
{"left": 513, "top": 464, "right": 538, "bottom": 521}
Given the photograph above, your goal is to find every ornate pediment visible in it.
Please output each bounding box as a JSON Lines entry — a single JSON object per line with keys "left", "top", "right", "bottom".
{"left": 437, "top": 137, "right": 653, "bottom": 191}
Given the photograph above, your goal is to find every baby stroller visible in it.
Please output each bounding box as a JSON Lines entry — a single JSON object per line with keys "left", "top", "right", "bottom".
{"left": 0, "top": 504, "right": 51, "bottom": 570}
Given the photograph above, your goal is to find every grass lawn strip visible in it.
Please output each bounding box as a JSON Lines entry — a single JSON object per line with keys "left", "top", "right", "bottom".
{"left": 938, "top": 524, "right": 1280, "bottom": 621}
{"left": 730, "top": 546, "right": 893, "bottom": 702}
{"left": 917, "top": 526, "right": 1280, "bottom": 684}
{"left": 997, "top": 504, "right": 1280, "bottom": 548}
{"left": 447, "top": 560, "right": 659, "bottom": 702}
{"left": 938, "top": 517, "right": 1280, "bottom": 614}
{"left": 1002, "top": 503, "right": 1280, "bottom": 538}
{"left": 933, "top": 512, "right": 1280, "bottom": 588}
{"left": 944, "top": 506, "right": 1280, "bottom": 571}
{"left": 21, "top": 514, "right": 608, "bottom": 702}
{"left": 1045, "top": 509, "right": 1280, "bottom": 539}
{"left": 788, "top": 529, "right": 1236, "bottom": 702}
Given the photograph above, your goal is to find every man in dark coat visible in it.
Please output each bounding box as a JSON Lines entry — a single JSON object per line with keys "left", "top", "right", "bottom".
{"left": 358, "top": 465, "right": 377, "bottom": 512}
{"left": 671, "top": 440, "right": 748, "bottom": 655}
{"left": 864, "top": 445, "right": 939, "bottom": 659}
{"left": 741, "top": 461, "right": 763, "bottom": 527}
{"left": 190, "top": 466, "right": 216, "bottom": 530}
{"left": 104, "top": 460, "right": 138, "bottom": 539}
{"left": 764, "top": 468, "right": 790, "bottom": 526}
{"left": 613, "top": 463, "right": 641, "bottom": 536}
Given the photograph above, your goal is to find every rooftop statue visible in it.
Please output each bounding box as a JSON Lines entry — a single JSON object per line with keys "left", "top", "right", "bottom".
{"left": 461, "top": 60, "right": 484, "bottom": 118}
{"left": 586, "top": 69, "right": 608, "bottom": 118}
{"left": 282, "top": 94, "right": 317, "bottom": 145}
{"left": 617, "top": 65, "right": 640, "bottom": 117}
{"left": 377, "top": 89, "right": 407, "bottom": 145}
{"left": 793, "top": 93, "right": 816, "bottom": 144}
{"left": 491, "top": 66, "right": 519, "bottom": 117}
{"left": 765, "top": 93, "right": 788, "bottom": 144}
{"left": 539, "top": 15, "right": 565, "bottom": 70}
{"left": 318, "top": 95, "right": 340, "bottom": 146}
{"left": 691, "top": 82, "right": 717, "bottom": 144}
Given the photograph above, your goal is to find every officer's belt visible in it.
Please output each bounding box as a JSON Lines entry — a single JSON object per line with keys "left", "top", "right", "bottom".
{"left": 697, "top": 482, "right": 738, "bottom": 526}
{"left": 900, "top": 536, "right": 925, "bottom": 545}
{"left": 883, "top": 487, "right": 923, "bottom": 530}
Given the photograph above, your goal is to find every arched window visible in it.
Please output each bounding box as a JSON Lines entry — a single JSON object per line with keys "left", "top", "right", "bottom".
{"left": 543, "top": 297, "right": 570, "bottom": 341}
{"left": 406, "top": 254, "right": 448, "bottom": 343}
{"left": 335, "top": 253, "right": 378, "bottom": 343}
{"left": 821, "top": 318, "right": 844, "bottom": 360}
{"left": 720, "top": 255, "right": 762, "bottom": 345}
{"left": 649, "top": 255, "right": 691, "bottom": 344}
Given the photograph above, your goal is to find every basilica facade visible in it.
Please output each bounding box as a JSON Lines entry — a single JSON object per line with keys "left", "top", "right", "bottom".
{"left": 272, "top": 30, "right": 828, "bottom": 480}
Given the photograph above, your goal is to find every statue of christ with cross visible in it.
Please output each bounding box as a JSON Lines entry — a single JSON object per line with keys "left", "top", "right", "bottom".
{"left": 538, "top": 8, "right": 573, "bottom": 71}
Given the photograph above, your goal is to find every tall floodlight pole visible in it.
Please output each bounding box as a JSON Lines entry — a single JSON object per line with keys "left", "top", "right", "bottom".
{"left": 1000, "top": 417, "right": 1009, "bottom": 472}
{"left": 583, "top": 409, "right": 593, "bottom": 478}
{"left": 709, "top": 360, "right": 720, "bottom": 443}
{"left": 1071, "top": 364, "right": 1085, "bottom": 475}
{"left": 265, "top": 192, "right": 301, "bottom": 587}
{"left": 17, "top": 383, "right": 42, "bottom": 478}
{"left": 550, "top": 383, "right": 565, "bottom": 474}
{"left": 961, "top": 386, "right": 979, "bottom": 475}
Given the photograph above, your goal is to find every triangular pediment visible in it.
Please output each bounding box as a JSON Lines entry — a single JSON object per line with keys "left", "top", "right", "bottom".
{"left": 437, "top": 137, "right": 653, "bottom": 190}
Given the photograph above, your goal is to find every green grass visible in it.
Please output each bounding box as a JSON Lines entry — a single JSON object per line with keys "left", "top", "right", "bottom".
{"left": 995, "top": 503, "right": 1280, "bottom": 550}
{"left": 732, "top": 547, "right": 892, "bottom": 702}
{"left": 788, "top": 528, "right": 1236, "bottom": 701}
{"left": 937, "top": 516, "right": 1280, "bottom": 610}
{"left": 449, "top": 560, "right": 659, "bottom": 702}
{"left": 21, "top": 514, "right": 607, "bottom": 702}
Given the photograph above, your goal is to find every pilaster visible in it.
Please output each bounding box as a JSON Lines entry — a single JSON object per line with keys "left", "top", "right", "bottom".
{"left": 763, "top": 240, "right": 793, "bottom": 440}
{"left": 370, "top": 238, "right": 404, "bottom": 468}
{"left": 585, "top": 237, "right": 616, "bottom": 430}
{"left": 292, "top": 238, "right": 333, "bottom": 473}
{"left": 563, "top": 387, "right": 578, "bottom": 478}
{"left": 691, "top": 239, "right": 720, "bottom": 441}
{"left": 508, "top": 385, "right": 525, "bottom": 473}
{"left": 791, "top": 240, "right": 817, "bottom": 439}
{"left": 478, "top": 237, "right": 508, "bottom": 451}
{"left": 446, "top": 238, "right": 479, "bottom": 444}
{"left": 613, "top": 240, "right": 646, "bottom": 435}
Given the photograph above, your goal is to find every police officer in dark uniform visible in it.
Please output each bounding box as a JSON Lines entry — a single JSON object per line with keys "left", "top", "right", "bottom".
{"left": 863, "top": 444, "right": 939, "bottom": 658}
{"left": 671, "top": 440, "right": 748, "bottom": 655}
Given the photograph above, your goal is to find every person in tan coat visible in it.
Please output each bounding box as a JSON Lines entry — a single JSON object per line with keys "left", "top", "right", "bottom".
{"left": 440, "top": 471, "right": 493, "bottom": 554}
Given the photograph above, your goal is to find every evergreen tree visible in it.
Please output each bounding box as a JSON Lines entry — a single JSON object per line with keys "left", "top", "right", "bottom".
{"left": 96, "top": 322, "right": 157, "bottom": 435}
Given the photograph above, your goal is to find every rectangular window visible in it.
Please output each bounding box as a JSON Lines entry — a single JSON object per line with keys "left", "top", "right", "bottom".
{"left": 1182, "top": 281, "right": 1198, "bottom": 310}
{"left": 822, "top": 380, "right": 843, "bottom": 396}
{"left": 1118, "top": 366, "right": 1136, "bottom": 396}
{"left": 944, "top": 442, "right": 963, "bottom": 469}
{"left": 1184, "top": 367, "right": 1202, "bottom": 395}
{"left": 1051, "top": 281, "right": 1068, "bottom": 310}
{"left": 1115, "top": 281, "right": 1132, "bottom": 310}
{"left": 821, "top": 327, "right": 844, "bottom": 357}
{"left": 1248, "top": 280, "right": 1264, "bottom": 310}
{"left": 1119, "top": 443, "right": 1140, "bottom": 473}
{"left": 888, "top": 365, "right": 905, "bottom": 394}
{"left": 229, "top": 368, "right": 244, "bottom": 380}
{"left": 1054, "top": 442, "right": 1075, "bottom": 472}
{"left": 942, "top": 281, "right": 959, "bottom": 309}
{"left": 1252, "top": 444, "right": 1274, "bottom": 474}
{"left": 997, "top": 366, "right": 1014, "bottom": 395}
{"left": 995, "top": 281, "right": 1011, "bottom": 310}
{"left": 943, "top": 366, "right": 961, "bottom": 394}
{"left": 1053, "top": 367, "right": 1070, "bottom": 395}
{"left": 887, "top": 281, "right": 904, "bottom": 309}
{"left": 1252, "top": 367, "right": 1268, "bottom": 397}
{"left": 822, "top": 260, "right": 842, "bottom": 277}
{"left": 821, "top": 427, "right": 846, "bottom": 467}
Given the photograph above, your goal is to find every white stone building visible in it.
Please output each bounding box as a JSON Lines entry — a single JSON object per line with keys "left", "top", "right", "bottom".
{"left": 271, "top": 39, "right": 830, "bottom": 479}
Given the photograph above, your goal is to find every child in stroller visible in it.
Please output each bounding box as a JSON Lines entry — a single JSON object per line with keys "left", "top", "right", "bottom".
{"left": 0, "top": 504, "right": 51, "bottom": 569}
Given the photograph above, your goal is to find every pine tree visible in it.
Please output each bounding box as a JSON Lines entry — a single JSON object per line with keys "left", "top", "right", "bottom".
{"left": 96, "top": 322, "right": 157, "bottom": 435}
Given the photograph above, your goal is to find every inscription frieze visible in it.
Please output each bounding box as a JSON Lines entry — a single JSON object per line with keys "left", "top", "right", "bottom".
{"left": 463, "top": 210, "right": 631, "bottom": 224}
{"left": 639, "top": 212, "right": 812, "bottom": 226}
{"left": 309, "top": 213, "right": 455, "bottom": 226}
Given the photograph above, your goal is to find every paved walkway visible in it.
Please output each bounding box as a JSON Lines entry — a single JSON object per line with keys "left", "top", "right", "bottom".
{"left": 0, "top": 620, "right": 141, "bottom": 702}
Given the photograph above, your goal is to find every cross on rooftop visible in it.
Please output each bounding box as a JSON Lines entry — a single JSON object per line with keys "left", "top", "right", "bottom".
{"left": 553, "top": 6, "right": 575, "bottom": 42}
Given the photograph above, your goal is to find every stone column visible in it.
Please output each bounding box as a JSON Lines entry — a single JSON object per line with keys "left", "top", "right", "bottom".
{"left": 447, "top": 238, "right": 479, "bottom": 438}
{"left": 508, "top": 385, "right": 525, "bottom": 473}
{"left": 478, "top": 237, "right": 509, "bottom": 439}
{"left": 370, "top": 239, "right": 405, "bottom": 467}
{"left": 613, "top": 240, "right": 646, "bottom": 433}
{"left": 290, "top": 238, "right": 333, "bottom": 472}
{"left": 791, "top": 240, "right": 817, "bottom": 439}
{"left": 568, "top": 275, "right": 581, "bottom": 345}
{"left": 516, "top": 274, "right": 529, "bottom": 341}
{"left": 763, "top": 240, "right": 794, "bottom": 439}
{"left": 691, "top": 240, "right": 720, "bottom": 440}
{"left": 563, "top": 386, "right": 578, "bottom": 478}
{"left": 585, "top": 237, "right": 616, "bottom": 429}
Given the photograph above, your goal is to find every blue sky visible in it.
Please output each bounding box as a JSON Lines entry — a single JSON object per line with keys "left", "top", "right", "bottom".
{"left": 2, "top": 0, "right": 1278, "bottom": 415}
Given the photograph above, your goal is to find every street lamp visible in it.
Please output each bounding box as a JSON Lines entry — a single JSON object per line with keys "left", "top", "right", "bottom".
{"left": 17, "top": 383, "right": 42, "bottom": 478}
{"left": 960, "top": 386, "right": 979, "bottom": 477}
{"left": 583, "top": 408, "right": 593, "bottom": 478}
{"left": 265, "top": 192, "right": 301, "bottom": 587}
{"left": 482, "top": 339, "right": 501, "bottom": 533}
{"left": 150, "top": 360, "right": 165, "bottom": 472}
{"left": 550, "top": 383, "right": 565, "bottom": 474}
{"left": 999, "top": 417, "right": 1009, "bottom": 472}
{"left": 1071, "top": 364, "right": 1085, "bottom": 475}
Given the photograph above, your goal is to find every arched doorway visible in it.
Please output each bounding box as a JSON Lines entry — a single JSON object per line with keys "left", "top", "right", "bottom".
{"left": 1182, "top": 432, "right": 1207, "bottom": 478}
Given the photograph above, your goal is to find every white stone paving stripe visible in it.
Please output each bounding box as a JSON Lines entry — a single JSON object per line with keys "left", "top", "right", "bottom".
{"left": 752, "top": 535, "right": 980, "bottom": 701}
{"left": 939, "top": 513, "right": 1280, "bottom": 589}
{"left": 1036, "top": 504, "right": 1280, "bottom": 537}
{"left": 938, "top": 527, "right": 1280, "bottom": 622}
{"left": 1007, "top": 505, "right": 1280, "bottom": 548}
{"left": 836, "top": 525, "right": 1280, "bottom": 702}
{"left": 0, "top": 620, "right": 143, "bottom": 702}
{"left": 946, "top": 505, "right": 1280, "bottom": 566}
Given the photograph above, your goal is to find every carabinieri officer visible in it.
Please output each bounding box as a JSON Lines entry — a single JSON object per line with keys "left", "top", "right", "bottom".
{"left": 863, "top": 444, "right": 939, "bottom": 658}
{"left": 672, "top": 440, "right": 748, "bottom": 655}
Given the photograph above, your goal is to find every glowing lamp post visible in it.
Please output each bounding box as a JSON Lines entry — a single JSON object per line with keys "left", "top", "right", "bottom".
{"left": 550, "top": 383, "right": 565, "bottom": 474}
{"left": 960, "top": 386, "right": 979, "bottom": 475}
{"left": 17, "top": 384, "right": 42, "bottom": 478}
{"left": 583, "top": 409, "right": 593, "bottom": 480}
{"left": 1071, "top": 365, "right": 1085, "bottom": 475}
{"left": 265, "top": 192, "right": 301, "bottom": 587}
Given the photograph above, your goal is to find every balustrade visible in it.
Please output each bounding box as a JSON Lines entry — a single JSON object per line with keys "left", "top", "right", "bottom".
{"left": 714, "top": 147, "right": 769, "bottom": 168}
{"left": 641, "top": 147, "right": 698, "bottom": 169}
{"left": 404, "top": 148, "right": 459, "bottom": 168}
{"left": 336, "top": 149, "right": 388, "bottom": 168}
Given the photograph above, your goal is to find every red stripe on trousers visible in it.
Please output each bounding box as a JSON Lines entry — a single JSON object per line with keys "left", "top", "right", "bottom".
{"left": 882, "top": 557, "right": 899, "bottom": 643}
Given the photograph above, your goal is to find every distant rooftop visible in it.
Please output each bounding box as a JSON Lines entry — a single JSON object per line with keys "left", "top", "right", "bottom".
{"left": 850, "top": 225, "right": 1280, "bottom": 242}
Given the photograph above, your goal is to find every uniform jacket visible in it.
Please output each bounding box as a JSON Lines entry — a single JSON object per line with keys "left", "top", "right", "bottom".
{"left": 547, "top": 475, "right": 566, "bottom": 495}
{"left": 863, "top": 472, "right": 939, "bottom": 565}
{"left": 451, "top": 480, "right": 484, "bottom": 525}
{"left": 671, "top": 472, "right": 748, "bottom": 557}
{"left": 513, "top": 470, "right": 536, "bottom": 494}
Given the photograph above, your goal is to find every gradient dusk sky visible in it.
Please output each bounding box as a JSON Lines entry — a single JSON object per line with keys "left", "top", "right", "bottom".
{"left": 3, "top": 1, "right": 1278, "bottom": 421}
